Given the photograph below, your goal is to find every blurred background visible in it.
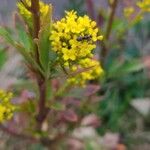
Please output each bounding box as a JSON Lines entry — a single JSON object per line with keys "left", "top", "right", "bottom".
{"left": 0, "top": 0, "right": 150, "bottom": 150}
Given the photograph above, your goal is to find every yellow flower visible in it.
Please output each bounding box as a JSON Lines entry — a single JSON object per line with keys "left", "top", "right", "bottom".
{"left": 137, "top": 0, "right": 150, "bottom": 12}
{"left": 17, "top": 0, "right": 50, "bottom": 27}
{"left": 124, "top": 7, "right": 135, "bottom": 18}
{"left": 67, "top": 58, "right": 104, "bottom": 86}
{"left": 50, "top": 10, "right": 103, "bottom": 64}
{"left": 50, "top": 10, "right": 104, "bottom": 85}
{"left": 0, "top": 89, "right": 15, "bottom": 123}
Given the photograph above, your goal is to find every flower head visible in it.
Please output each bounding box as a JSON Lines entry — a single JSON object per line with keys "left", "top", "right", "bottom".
{"left": 50, "top": 10, "right": 103, "bottom": 85}
{"left": 124, "top": 7, "right": 135, "bottom": 18}
{"left": 0, "top": 89, "right": 16, "bottom": 122}
{"left": 50, "top": 11, "right": 103, "bottom": 64}
{"left": 67, "top": 58, "right": 104, "bottom": 86}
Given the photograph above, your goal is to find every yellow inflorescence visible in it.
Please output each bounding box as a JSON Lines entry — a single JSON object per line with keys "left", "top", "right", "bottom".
{"left": 17, "top": 0, "right": 49, "bottom": 26}
{"left": 137, "top": 0, "right": 150, "bottom": 12}
{"left": 50, "top": 11, "right": 103, "bottom": 62}
{"left": 50, "top": 11, "right": 103, "bottom": 85}
{"left": 68, "top": 58, "right": 104, "bottom": 86}
{"left": 0, "top": 89, "right": 16, "bottom": 123}
{"left": 124, "top": 7, "right": 135, "bottom": 18}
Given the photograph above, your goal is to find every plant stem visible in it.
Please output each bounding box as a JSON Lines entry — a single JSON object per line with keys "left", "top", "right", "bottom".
{"left": 31, "top": 0, "right": 40, "bottom": 39}
{"left": 30, "top": 0, "right": 48, "bottom": 131}
{"left": 36, "top": 79, "right": 49, "bottom": 131}
{"left": 31, "top": 0, "right": 40, "bottom": 64}
{"left": 105, "top": 0, "right": 118, "bottom": 40}
{"left": 100, "top": 0, "right": 118, "bottom": 63}
{"left": 86, "top": 0, "right": 95, "bottom": 20}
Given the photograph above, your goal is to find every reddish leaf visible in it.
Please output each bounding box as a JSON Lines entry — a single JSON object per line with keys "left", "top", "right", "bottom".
{"left": 61, "top": 109, "right": 78, "bottom": 122}
{"left": 142, "top": 56, "right": 150, "bottom": 69}
{"left": 102, "top": 133, "right": 119, "bottom": 150}
{"left": 67, "top": 138, "right": 84, "bottom": 150}
{"left": 81, "top": 114, "right": 100, "bottom": 128}
{"left": 13, "top": 90, "right": 35, "bottom": 104}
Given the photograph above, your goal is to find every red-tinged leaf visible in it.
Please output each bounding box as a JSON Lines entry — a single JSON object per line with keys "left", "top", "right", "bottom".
{"left": 61, "top": 109, "right": 78, "bottom": 122}
{"left": 81, "top": 114, "right": 100, "bottom": 128}
{"left": 84, "top": 84, "right": 100, "bottom": 96}
{"left": 52, "top": 79, "right": 60, "bottom": 91}
{"left": 116, "top": 144, "right": 126, "bottom": 150}
{"left": 103, "top": 133, "right": 119, "bottom": 150}
{"left": 13, "top": 90, "right": 35, "bottom": 104}
{"left": 142, "top": 56, "right": 150, "bottom": 69}
{"left": 67, "top": 138, "right": 84, "bottom": 150}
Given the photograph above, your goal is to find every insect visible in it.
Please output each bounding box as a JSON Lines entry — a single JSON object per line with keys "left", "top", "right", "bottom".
{"left": 76, "top": 35, "right": 92, "bottom": 41}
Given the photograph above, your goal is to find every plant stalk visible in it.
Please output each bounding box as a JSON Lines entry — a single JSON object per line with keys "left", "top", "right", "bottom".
{"left": 30, "top": 0, "right": 48, "bottom": 131}
{"left": 31, "top": 0, "right": 40, "bottom": 65}
{"left": 100, "top": 0, "right": 118, "bottom": 64}
{"left": 105, "top": 0, "right": 118, "bottom": 40}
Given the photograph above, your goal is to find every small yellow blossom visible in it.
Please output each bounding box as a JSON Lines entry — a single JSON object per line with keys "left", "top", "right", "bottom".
{"left": 137, "top": 0, "right": 150, "bottom": 12}
{"left": 50, "top": 10, "right": 104, "bottom": 85}
{"left": 0, "top": 89, "right": 15, "bottom": 123}
{"left": 124, "top": 7, "right": 135, "bottom": 18}
{"left": 17, "top": 0, "right": 49, "bottom": 27}
{"left": 67, "top": 58, "right": 104, "bottom": 86}
{"left": 50, "top": 11, "right": 103, "bottom": 64}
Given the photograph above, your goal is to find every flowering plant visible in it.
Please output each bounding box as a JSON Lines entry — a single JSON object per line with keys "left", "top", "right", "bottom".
{"left": 0, "top": 0, "right": 103, "bottom": 148}
{"left": 0, "top": 0, "right": 149, "bottom": 149}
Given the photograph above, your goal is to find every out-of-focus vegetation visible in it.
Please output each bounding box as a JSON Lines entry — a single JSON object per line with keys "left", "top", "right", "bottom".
{"left": 0, "top": 0, "right": 150, "bottom": 150}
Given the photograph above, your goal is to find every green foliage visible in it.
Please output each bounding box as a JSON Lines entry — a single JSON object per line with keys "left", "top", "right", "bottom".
{"left": 38, "top": 4, "right": 52, "bottom": 75}
{"left": 0, "top": 0, "right": 150, "bottom": 149}
{"left": 16, "top": 25, "right": 33, "bottom": 51}
{"left": 0, "top": 46, "right": 7, "bottom": 69}
{"left": 98, "top": 16, "right": 150, "bottom": 135}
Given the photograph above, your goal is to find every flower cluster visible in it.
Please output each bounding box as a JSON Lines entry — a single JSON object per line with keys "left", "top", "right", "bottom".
{"left": 0, "top": 89, "right": 16, "bottom": 122}
{"left": 50, "top": 11, "right": 103, "bottom": 63}
{"left": 124, "top": 7, "right": 135, "bottom": 18}
{"left": 50, "top": 11, "right": 103, "bottom": 85}
{"left": 68, "top": 58, "right": 103, "bottom": 86}
{"left": 17, "top": 0, "right": 49, "bottom": 27}
{"left": 137, "top": 0, "right": 150, "bottom": 12}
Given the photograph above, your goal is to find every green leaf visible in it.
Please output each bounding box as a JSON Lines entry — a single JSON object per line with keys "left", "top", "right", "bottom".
{"left": 15, "top": 43, "right": 45, "bottom": 77}
{"left": 38, "top": 4, "right": 53, "bottom": 76}
{"left": 16, "top": 25, "right": 33, "bottom": 51}
{"left": 0, "top": 47, "right": 7, "bottom": 69}
{"left": 107, "top": 59, "right": 144, "bottom": 78}
{"left": 0, "top": 26, "right": 44, "bottom": 76}
{"left": 0, "top": 26, "right": 15, "bottom": 45}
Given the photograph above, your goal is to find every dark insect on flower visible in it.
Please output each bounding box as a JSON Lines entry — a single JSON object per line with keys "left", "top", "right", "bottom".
{"left": 76, "top": 35, "right": 92, "bottom": 41}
